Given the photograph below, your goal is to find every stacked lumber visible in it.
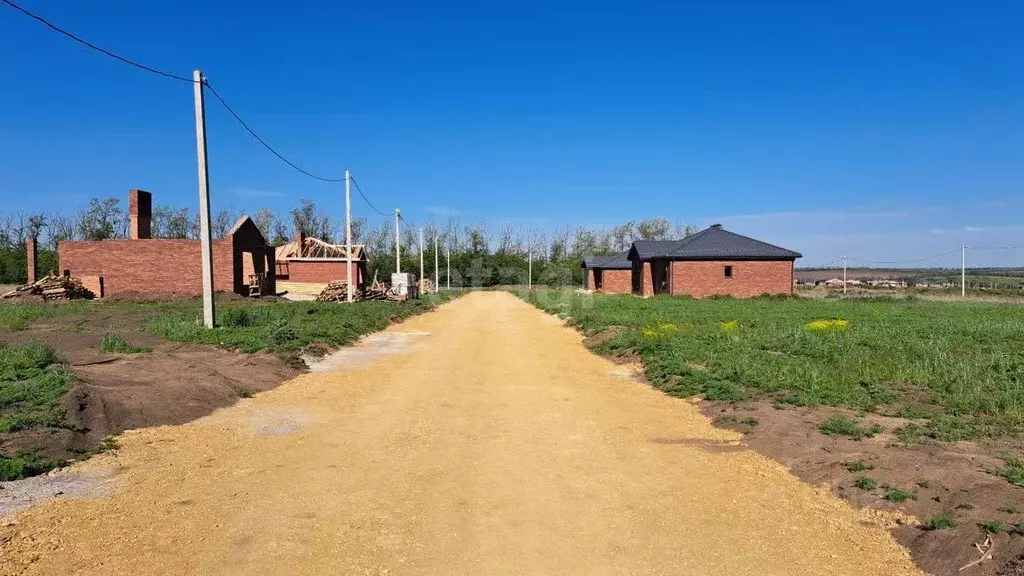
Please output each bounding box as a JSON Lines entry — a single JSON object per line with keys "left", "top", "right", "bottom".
{"left": 315, "top": 280, "right": 403, "bottom": 302}
{"left": 1, "top": 275, "right": 95, "bottom": 301}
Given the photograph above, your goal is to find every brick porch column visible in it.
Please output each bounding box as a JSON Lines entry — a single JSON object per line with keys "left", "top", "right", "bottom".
{"left": 26, "top": 237, "right": 37, "bottom": 283}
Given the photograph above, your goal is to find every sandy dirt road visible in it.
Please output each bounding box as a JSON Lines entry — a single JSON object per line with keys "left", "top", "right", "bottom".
{"left": 0, "top": 291, "right": 921, "bottom": 575}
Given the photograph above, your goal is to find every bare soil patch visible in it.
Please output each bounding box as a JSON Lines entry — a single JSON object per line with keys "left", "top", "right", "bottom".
{"left": 704, "top": 400, "right": 1024, "bottom": 576}
{"left": 0, "top": 303, "right": 300, "bottom": 465}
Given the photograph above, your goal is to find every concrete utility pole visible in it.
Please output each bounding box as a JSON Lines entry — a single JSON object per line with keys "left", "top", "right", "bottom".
{"left": 345, "top": 169, "right": 353, "bottom": 303}
{"left": 434, "top": 234, "right": 439, "bottom": 293}
{"left": 528, "top": 251, "right": 532, "bottom": 289}
{"left": 446, "top": 246, "right": 450, "bottom": 290}
{"left": 395, "top": 209, "right": 401, "bottom": 274}
{"left": 193, "top": 70, "right": 215, "bottom": 328}
{"left": 419, "top": 227, "right": 425, "bottom": 288}
{"left": 962, "top": 245, "right": 966, "bottom": 298}
{"left": 842, "top": 256, "right": 848, "bottom": 295}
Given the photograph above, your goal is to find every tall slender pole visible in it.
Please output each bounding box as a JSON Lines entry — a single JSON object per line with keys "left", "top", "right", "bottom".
{"left": 193, "top": 70, "right": 215, "bottom": 328}
{"left": 345, "top": 169, "right": 353, "bottom": 303}
{"left": 394, "top": 209, "right": 401, "bottom": 274}
{"left": 446, "top": 246, "right": 450, "bottom": 290}
{"left": 528, "top": 251, "right": 532, "bottom": 289}
{"left": 842, "top": 256, "right": 847, "bottom": 295}
{"left": 419, "top": 227, "right": 424, "bottom": 291}
{"left": 962, "top": 245, "right": 966, "bottom": 298}
{"left": 434, "top": 234, "right": 439, "bottom": 293}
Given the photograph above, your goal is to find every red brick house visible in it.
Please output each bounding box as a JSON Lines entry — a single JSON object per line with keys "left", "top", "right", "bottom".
{"left": 58, "top": 190, "right": 276, "bottom": 298}
{"left": 275, "top": 233, "right": 368, "bottom": 288}
{"left": 628, "top": 225, "right": 801, "bottom": 298}
{"left": 581, "top": 251, "right": 632, "bottom": 293}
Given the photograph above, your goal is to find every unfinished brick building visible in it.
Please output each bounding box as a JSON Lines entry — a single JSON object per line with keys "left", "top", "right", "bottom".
{"left": 581, "top": 251, "right": 632, "bottom": 294}
{"left": 274, "top": 233, "right": 368, "bottom": 287}
{"left": 628, "top": 225, "right": 801, "bottom": 298}
{"left": 58, "top": 190, "right": 276, "bottom": 297}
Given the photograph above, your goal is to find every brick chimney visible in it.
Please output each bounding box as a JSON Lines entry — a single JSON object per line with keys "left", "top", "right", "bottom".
{"left": 295, "top": 231, "right": 306, "bottom": 257}
{"left": 26, "top": 237, "right": 37, "bottom": 283}
{"left": 129, "top": 189, "right": 152, "bottom": 239}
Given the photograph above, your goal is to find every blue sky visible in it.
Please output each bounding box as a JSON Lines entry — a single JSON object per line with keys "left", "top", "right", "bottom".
{"left": 1, "top": 0, "right": 1023, "bottom": 266}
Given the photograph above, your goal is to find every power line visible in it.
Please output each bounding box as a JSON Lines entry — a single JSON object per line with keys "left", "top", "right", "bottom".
{"left": 348, "top": 176, "right": 388, "bottom": 217}
{"left": 0, "top": 0, "right": 194, "bottom": 83}
{"left": 203, "top": 81, "right": 344, "bottom": 183}
{"left": 2, "top": 0, "right": 350, "bottom": 184}
{"left": 846, "top": 247, "right": 961, "bottom": 265}
{"left": 967, "top": 245, "right": 1024, "bottom": 250}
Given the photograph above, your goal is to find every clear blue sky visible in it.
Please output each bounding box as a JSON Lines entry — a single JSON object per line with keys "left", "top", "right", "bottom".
{"left": 1, "top": 0, "right": 1023, "bottom": 266}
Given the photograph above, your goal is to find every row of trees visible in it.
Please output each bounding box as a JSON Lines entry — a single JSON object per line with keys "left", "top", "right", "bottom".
{"left": 0, "top": 197, "right": 699, "bottom": 287}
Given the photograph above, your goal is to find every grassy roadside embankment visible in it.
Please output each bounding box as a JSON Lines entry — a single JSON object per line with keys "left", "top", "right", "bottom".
{"left": 517, "top": 290, "right": 1024, "bottom": 442}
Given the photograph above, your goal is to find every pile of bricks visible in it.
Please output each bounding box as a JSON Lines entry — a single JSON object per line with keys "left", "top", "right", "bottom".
{"left": 2, "top": 275, "right": 96, "bottom": 301}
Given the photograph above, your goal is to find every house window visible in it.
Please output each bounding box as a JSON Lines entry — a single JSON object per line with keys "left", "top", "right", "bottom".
{"left": 724, "top": 266, "right": 733, "bottom": 279}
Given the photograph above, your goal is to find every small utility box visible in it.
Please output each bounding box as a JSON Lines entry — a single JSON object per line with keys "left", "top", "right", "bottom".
{"left": 391, "top": 273, "right": 419, "bottom": 299}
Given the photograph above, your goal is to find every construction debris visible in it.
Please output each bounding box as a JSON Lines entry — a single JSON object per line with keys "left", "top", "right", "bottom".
{"left": 958, "top": 535, "right": 994, "bottom": 572}
{"left": 315, "top": 280, "right": 404, "bottom": 302}
{"left": 1, "top": 275, "right": 95, "bottom": 301}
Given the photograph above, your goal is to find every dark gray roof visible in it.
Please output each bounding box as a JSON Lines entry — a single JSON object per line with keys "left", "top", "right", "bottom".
{"left": 581, "top": 251, "right": 631, "bottom": 269}
{"left": 628, "top": 226, "right": 801, "bottom": 261}
{"left": 629, "top": 240, "right": 681, "bottom": 260}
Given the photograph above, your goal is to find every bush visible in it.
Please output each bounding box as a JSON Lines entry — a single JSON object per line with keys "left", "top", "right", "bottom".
{"left": 926, "top": 514, "right": 956, "bottom": 530}
{"left": 220, "top": 308, "right": 254, "bottom": 328}
{"left": 819, "top": 414, "right": 883, "bottom": 440}
{"left": 988, "top": 455, "right": 1024, "bottom": 486}
{"left": 99, "top": 333, "right": 151, "bottom": 354}
{"left": 854, "top": 476, "right": 877, "bottom": 490}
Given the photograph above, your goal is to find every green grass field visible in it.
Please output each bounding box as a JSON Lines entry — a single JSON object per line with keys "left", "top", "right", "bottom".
{"left": 146, "top": 292, "right": 458, "bottom": 357}
{"left": 519, "top": 290, "right": 1024, "bottom": 441}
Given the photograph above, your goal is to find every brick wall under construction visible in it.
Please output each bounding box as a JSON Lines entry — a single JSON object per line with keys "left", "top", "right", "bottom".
{"left": 58, "top": 239, "right": 235, "bottom": 296}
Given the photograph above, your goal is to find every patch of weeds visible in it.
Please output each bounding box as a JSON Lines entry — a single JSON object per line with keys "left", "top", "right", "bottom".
{"left": 99, "top": 333, "right": 151, "bottom": 354}
{"left": 988, "top": 455, "right": 1024, "bottom": 486}
{"left": 926, "top": 514, "right": 957, "bottom": 530}
{"left": 927, "top": 415, "right": 986, "bottom": 442}
{"left": 1000, "top": 505, "right": 1020, "bottom": 514}
{"left": 819, "top": 414, "right": 883, "bottom": 440}
{"left": 0, "top": 452, "right": 62, "bottom": 481}
{"left": 97, "top": 436, "right": 118, "bottom": 452}
{"left": 66, "top": 318, "right": 88, "bottom": 332}
{"left": 895, "top": 423, "right": 927, "bottom": 444}
{"left": 238, "top": 388, "right": 254, "bottom": 399}
{"left": 981, "top": 520, "right": 1007, "bottom": 534}
{"left": 854, "top": 476, "right": 878, "bottom": 490}
{"left": 842, "top": 460, "right": 875, "bottom": 473}
{"left": 883, "top": 486, "right": 917, "bottom": 503}
{"left": 0, "top": 344, "right": 74, "bottom": 433}
{"left": 713, "top": 414, "right": 758, "bottom": 434}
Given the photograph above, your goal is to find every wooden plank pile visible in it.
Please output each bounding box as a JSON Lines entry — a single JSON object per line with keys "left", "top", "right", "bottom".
{"left": 2, "top": 275, "right": 95, "bottom": 301}
{"left": 315, "top": 279, "right": 403, "bottom": 302}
